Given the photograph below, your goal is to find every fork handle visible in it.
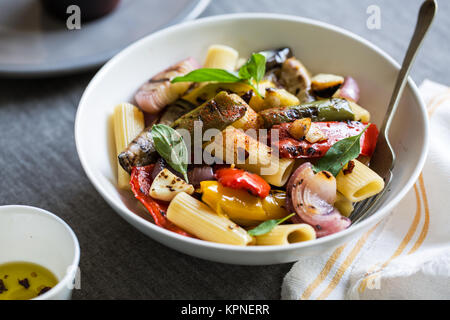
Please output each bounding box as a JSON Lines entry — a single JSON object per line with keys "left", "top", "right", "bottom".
{"left": 381, "top": 0, "right": 437, "bottom": 135}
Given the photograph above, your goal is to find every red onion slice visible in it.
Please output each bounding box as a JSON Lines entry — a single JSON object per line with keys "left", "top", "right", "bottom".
{"left": 286, "top": 162, "right": 351, "bottom": 237}
{"left": 135, "top": 57, "right": 200, "bottom": 114}
{"left": 336, "top": 76, "right": 360, "bottom": 103}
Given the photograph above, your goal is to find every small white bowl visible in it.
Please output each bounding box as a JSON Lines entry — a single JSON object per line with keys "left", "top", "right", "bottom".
{"left": 75, "top": 13, "right": 428, "bottom": 265}
{"left": 0, "top": 205, "right": 80, "bottom": 300}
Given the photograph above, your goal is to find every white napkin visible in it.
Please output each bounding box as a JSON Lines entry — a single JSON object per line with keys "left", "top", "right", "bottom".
{"left": 281, "top": 80, "right": 450, "bottom": 300}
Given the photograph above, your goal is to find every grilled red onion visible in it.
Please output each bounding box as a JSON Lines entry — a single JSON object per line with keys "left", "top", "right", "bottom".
{"left": 335, "top": 76, "right": 360, "bottom": 102}
{"left": 135, "top": 57, "right": 200, "bottom": 114}
{"left": 187, "top": 166, "right": 215, "bottom": 188}
{"left": 286, "top": 162, "right": 350, "bottom": 237}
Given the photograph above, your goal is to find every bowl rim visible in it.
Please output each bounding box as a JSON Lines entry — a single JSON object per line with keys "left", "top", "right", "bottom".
{"left": 75, "top": 12, "right": 429, "bottom": 253}
{"left": 0, "top": 205, "right": 80, "bottom": 300}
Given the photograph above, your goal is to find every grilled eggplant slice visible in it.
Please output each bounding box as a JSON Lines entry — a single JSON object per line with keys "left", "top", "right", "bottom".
{"left": 259, "top": 98, "right": 355, "bottom": 128}
{"left": 118, "top": 125, "right": 158, "bottom": 173}
{"left": 311, "top": 73, "right": 345, "bottom": 98}
{"left": 259, "top": 47, "right": 293, "bottom": 71}
{"left": 134, "top": 57, "right": 199, "bottom": 114}
{"left": 158, "top": 99, "right": 197, "bottom": 126}
{"left": 172, "top": 91, "right": 248, "bottom": 135}
{"left": 280, "top": 57, "right": 315, "bottom": 103}
{"left": 119, "top": 91, "right": 248, "bottom": 173}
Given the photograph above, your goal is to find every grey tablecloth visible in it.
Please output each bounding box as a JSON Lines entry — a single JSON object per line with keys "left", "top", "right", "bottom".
{"left": 0, "top": 0, "right": 448, "bottom": 299}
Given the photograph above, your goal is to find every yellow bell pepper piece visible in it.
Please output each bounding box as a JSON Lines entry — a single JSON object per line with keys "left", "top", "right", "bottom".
{"left": 200, "top": 181, "right": 288, "bottom": 226}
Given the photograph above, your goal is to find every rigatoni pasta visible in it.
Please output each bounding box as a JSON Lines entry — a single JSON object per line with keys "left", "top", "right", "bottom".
{"left": 167, "top": 192, "right": 254, "bottom": 245}
{"left": 336, "top": 159, "right": 385, "bottom": 202}
{"left": 113, "top": 103, "right": 144, "bottom": 189}
{"left": 334, "top": 192, "right": 354, "bottom": 217}
{"left": 254, "top": 224, "right": 316, "bottom": 245}
{"left": 203, "top": 44, "right": 239, "bottom": 71}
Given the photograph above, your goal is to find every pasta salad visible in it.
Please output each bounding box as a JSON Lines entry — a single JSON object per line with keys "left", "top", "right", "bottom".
{"left": 112, "top": 44, "right": 384, "bottom": 246}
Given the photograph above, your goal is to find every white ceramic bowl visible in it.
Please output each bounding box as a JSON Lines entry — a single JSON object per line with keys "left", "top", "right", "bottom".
{"left": 75, "top": 13, "right": 428, "bottom": 265}
{"left": 0, "top": 205, "right": 80, "bottom": 299}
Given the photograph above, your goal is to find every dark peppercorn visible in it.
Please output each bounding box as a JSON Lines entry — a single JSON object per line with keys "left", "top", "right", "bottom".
{"left": 0, "top": 279, "right": 7, "bottom": 294}
{"left": 18, "top": 278, "right": 30, "bottom": 289}
{"left": 38, "top": 286, "right": 52, "bottom": 296}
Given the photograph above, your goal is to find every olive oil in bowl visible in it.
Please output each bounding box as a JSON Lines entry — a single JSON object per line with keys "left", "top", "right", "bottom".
{"left": 0, "top": 262, "right": 58, "bottom": 300}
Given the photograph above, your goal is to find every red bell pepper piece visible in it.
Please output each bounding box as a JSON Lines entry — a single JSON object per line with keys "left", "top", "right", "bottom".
{"left": 130, "top": 165, "right": 193, "bottom": 237}
{"left": 270, "top": 121, "right": 378, "bottom": 159}
{"left": 215, "top": 167, "right": 271, "bottom": 198}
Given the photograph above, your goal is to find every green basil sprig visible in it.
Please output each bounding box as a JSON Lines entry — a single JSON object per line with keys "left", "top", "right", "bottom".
{"left": 171, "top": 53, "right": 266, "bottom": 97}
{"left": 247, "top": 213, "right": 295, "bottom": 237}
{"left": 238, "top": 53, "right": 266, "bottom": 85}
{"left": 314, "top": 125, "right": 369, "bottom": 177}
{"left": 151, "top": 124, "right": 189, "bottom": 182}
{"left": 170, "top": 68, "right": 241, "bottom": 83}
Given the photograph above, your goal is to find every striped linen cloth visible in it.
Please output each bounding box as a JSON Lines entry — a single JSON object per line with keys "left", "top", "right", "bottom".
{"left": 282, "top": 80, "right": 450, "bottom": 300}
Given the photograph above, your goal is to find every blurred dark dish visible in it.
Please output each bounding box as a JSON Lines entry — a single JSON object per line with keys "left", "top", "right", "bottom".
{"left": 40, "top": 0, "right": 121, "bottom": 22}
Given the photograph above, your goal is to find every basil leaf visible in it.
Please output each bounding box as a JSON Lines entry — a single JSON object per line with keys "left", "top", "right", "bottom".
{"left": 170, "top": 53, "right": 266, "bottom": 98}
{"left": 238, "top": 53, "right": 266, "bottom": 83}
{"left": 171, "top": 68, "right": 241, "bottom": 83}
{"left": 314, "top": 125, "right": 369, "bottom": 177}
{"left": 247, "top": 213, "right": 295, "bottom": 237}
{"left": 151, "top": 124, "right": 189, "bottom": 182}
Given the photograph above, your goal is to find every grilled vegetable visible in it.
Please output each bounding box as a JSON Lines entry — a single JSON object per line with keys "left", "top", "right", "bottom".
{"left": 231, "top": 105, "right": 261, "bottom": 131}
{"left": 215, "top": 167, "right": 271, "bottom": 199}
{"left": 285, "top": 162, "right": 350, "bottom": 238}
{"left": 203, "top": 44, "right": 239, "bottom": 71}
{"left": 279, "top": 57, "right": 315, "bottom": 103}
{"left": 259, "top": 47, "right": 293, "bottom": 70}
{"left": 333, "top": 76, "right": 360, "bottom": 102}
{"left": 182, "top": 80, "right": 275, "bottom": 111}
{"left": 288, "top": 118, "right": 311, "bottom": 140}
{"left": 311, "top": 73, "right": 344, "bottom": 98}
{"left": 257, "top": 48, "right": 293, "bottom": 87}
{"left": 182, "top": 82, "right": 250, "bottom": 105}
{"left": 157, "top": 99, "right": 197, "bottom": 126}
{"left": 118, "top": 125, "right": 159, "bottom": 174}
{"left": 151, "top": 157, "right": 183, "bottom": 180}
{"left": 171, "top": 91, "right": 248, "bottom": 135}
{"left": 187, "top": 166, "right": 215, "bottom": 188}
{"left": 305, "top": 123, "right": 327, "bottom": 143}
{"left": 243, "top": 81, "right": 276, "bottom": 111}
{"left": 259, "top": 98, "right": 355, "bottom": 128}
{"left": 119, "top": 91, "right": 247, "bottom": 173}
{"left": 134, "top": 57, "right": 199, "bottom": 114}
{"left": 181, "top": 82, "right": 262, "bottom": 130}
{"left": 270, "top": 121, "right": 378, "bottom": 159}
{"left": 149, "top": 168, "right": 194, "bottom": 201}
{"left": 263, "top": 88, "right": 300, "bottom": 109}
{"left": 200, "top": 181, "right": 288, "bottom": 226}
{"left": 129, "top": 165, "right": 192, "bottom": 237}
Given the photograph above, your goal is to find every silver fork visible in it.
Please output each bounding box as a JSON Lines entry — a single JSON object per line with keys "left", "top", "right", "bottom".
{"left": 349, "top": 0, "right": 437, "bottom": 224}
